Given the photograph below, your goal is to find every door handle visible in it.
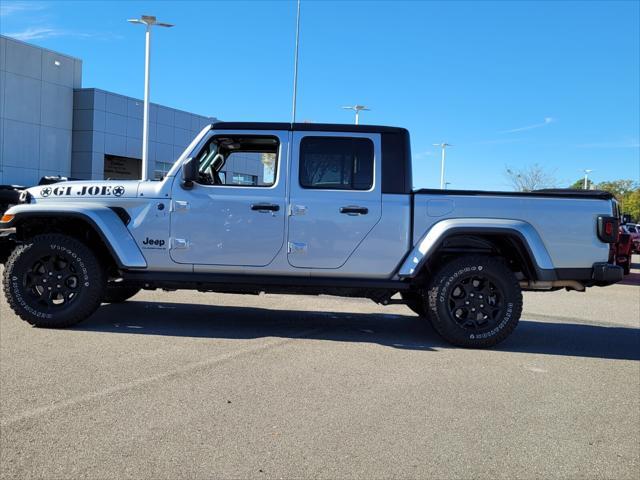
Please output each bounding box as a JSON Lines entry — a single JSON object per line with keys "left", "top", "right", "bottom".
{"left": 251, "top": 203, "right": 280, "bottom": 212}
{"left": 340, "top": 206, "right": 368, "bottom": 215}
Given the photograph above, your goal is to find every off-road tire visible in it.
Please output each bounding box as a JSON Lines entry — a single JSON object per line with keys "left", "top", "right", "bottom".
{"left": 401, "top": 292, "right": 428, "bottom": 317}
{"left": 427, "top": 255, "right": 522, "bottom": 348}
{"left": 103, "top": 284, "right": 141, "bottom": 304}
{"left": 2, "top": 234, "right": 105, "bottom": 328}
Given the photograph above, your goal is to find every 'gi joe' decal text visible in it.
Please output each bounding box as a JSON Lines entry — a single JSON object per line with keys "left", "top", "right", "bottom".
{"left": 41, "top": 185, "right": 125, "bottom": 197}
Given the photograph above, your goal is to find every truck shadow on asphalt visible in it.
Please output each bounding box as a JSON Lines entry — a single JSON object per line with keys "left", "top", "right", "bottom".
{"left": 72, "top": 301, "right": 640, "bottom": 361}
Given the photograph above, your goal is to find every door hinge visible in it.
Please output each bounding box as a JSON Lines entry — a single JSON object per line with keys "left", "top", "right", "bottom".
{"left": 173, "top": 200, "right": 190, "bottom": 212}
{"left": 289, "top": 204, "right": 307, "bottom": 216}
{"left": 172, "top": 238, "right": 190, "bottom": 249}
{"left": 287, "top": 242, "right": 307, "bottom": 254}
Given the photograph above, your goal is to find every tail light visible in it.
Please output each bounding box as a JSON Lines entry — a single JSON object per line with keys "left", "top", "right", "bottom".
{"left": 597, "top": 216, "right": 619, "bottom": 243}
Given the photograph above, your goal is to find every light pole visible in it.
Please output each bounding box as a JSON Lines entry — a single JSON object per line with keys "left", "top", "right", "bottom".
{"left": 341, "top": 105, "right": 370, "bottom": 125}
{"left": 583, "top": 169, "right": 593, "bottom": 190}
{"left": 128, "top": 15, "right": 173, "bottom": 181}
{"left": 291, "top": 0, "right": 301, "bottom": 123}
{"left": 433, "top": 143, "right": 453, "bottom": 189}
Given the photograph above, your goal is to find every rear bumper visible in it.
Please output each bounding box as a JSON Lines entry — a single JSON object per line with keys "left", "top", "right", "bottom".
{"left": 592, "top": 262, "right": 624, "bottom": 285}
{"left": 553, "top": 262, "right": 624, "bottom": 286}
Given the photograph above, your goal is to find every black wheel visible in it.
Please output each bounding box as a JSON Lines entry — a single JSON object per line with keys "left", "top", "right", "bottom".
{"left": 2, "top": 234, "right": 105, "bottom": 328}
{"left": 427, "top": 255, "right": 522, "bottom": 348}
{"left": 401, "top": 292, "right": 428, "bottom": 317}
{"left": 103, "top": 284, "right": 141, "bottom": 303}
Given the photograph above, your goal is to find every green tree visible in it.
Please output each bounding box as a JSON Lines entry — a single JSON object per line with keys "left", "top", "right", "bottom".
{"left": 620, "top": 189, "right": 640, "bottom": 222}
{"left": 569, "top": 178, "right": 594, "bottom": 190}
{"left": 595, "top": 179, "right": 637, "bottom": 197}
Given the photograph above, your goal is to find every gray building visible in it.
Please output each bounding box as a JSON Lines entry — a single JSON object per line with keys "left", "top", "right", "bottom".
{"left": 71, "top": 88, "right": 213, "bottom": 180}
{"left": 0, "top": 34, "right": 216, "bottom": 185}
{"left": 0, "top": 35, "right": 81, "bottom": 185}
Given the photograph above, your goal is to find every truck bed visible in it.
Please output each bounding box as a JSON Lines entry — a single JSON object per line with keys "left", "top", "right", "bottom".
{"left": 414, "top": 188, "right": 614, "bottom": 200}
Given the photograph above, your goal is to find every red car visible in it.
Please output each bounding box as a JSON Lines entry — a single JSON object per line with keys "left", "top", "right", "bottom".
{"left": 616, "top": 227, "right": 633, "bottom": 275}
{"left": 621, "top": 223, "right": 640, "bottom": 254}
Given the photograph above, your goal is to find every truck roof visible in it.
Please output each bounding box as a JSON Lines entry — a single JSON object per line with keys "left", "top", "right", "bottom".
{"left": 211, "top": 122, "right": 408, "bottom": 134}
{"left": 210, "top": 121, "right": 412, "bottom": 195}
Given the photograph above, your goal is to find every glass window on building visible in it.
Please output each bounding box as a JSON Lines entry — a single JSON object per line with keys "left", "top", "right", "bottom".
{"left": 231, "top": 173, "right": 258, "bottom": 185}
{"left": 104, "top": 155, "right": 141, "bottom": 180}
{"left": 154, "top": 162, "right": 174, "bottom": 180}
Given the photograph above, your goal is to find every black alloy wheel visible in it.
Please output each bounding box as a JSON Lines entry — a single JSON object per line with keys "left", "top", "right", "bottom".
{"left": 447, "top": 275, "right": 503, "bottom": 332}
{"left": 3, "top": 234, "right": 105, "bottom": 327}
{"left": 427, "top": 255, "right": 523, "bottom": 348}
{"left": 24, "top": 253, "right": 82, "bottom": 309}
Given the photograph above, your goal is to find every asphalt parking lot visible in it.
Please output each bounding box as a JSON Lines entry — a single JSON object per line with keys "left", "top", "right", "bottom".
{"left": 1, "top": 260, "right": 639, "bottom": 479}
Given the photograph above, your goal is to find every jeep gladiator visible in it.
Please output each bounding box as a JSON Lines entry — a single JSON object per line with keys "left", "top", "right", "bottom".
{"left": 0, "top": 122, "right": 623, "bottom": 347}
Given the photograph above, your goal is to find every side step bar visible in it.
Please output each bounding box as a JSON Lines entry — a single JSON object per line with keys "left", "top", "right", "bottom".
{"left": 120, "top": 271, "right": 410, "bottom": 295}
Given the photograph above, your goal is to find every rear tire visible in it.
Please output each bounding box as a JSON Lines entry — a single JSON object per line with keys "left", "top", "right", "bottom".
{"left": 2, "top": 234, "right": 105, "bottom": 328}
{"left": 427, "top": 255, "right": 522, "bottom": 348}
{"left": 103, "top": 284, "right": 141, "bottom": 304}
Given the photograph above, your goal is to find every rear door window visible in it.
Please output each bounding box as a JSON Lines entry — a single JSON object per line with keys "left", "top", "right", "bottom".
{"left": 299, "top": 137, "right": 374, "bottom": 190}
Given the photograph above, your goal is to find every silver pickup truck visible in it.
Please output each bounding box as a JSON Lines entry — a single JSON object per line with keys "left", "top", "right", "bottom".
{"left": 0, "top": 122, "right": 623, "bottom": 347}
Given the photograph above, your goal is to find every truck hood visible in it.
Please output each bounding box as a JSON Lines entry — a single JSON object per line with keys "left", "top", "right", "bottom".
{"left": 27, "top": 180, "right": 142, "bottom": 200}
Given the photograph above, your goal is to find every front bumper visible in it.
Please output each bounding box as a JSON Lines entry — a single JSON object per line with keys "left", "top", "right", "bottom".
{"left": 0, "top": 228, "right": 17, "bottom": 264}
{"left": 592, "top": 262, "right": 624, "bottom": 285}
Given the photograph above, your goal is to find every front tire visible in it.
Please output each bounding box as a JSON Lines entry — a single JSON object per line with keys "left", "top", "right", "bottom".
{"left": 2, "top": 234, "right": 105, "bottom": 328}
{"left": 427, "top": 255, "right": 522, "bottom": 348}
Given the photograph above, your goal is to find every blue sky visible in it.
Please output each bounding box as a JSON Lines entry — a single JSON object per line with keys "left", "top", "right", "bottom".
{"left": 1, "top": 0, "right": 638, "bottom": 190}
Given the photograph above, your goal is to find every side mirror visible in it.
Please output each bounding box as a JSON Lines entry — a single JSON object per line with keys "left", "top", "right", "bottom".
{"left": 181, "top": 157, "right": 198, "bottom": 189}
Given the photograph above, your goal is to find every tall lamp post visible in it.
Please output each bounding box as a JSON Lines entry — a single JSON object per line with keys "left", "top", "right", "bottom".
{"left": 128, "top": 15, "right": 174, "bottom": 181}
{"left": 583, "top": 169, "right": 593, "bottom": 190}
{"left": 341, "top": 105, "right": 370, "bottom": 125}
{"left": 433, "top": 142, "right": 453, "bottom": 189}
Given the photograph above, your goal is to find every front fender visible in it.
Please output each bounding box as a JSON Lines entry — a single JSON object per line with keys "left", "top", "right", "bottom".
{"left": 2, "top": 203, "right": 147, "bottom": 269}
{"left": 397, "top": 218, "right": 555, "bottom": 279}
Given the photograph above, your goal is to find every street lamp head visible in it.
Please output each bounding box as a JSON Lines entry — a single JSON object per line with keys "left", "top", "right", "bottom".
{"left": 342, "top": 104, "right": 370, "bottom": 112}
{"left": 128, "top": 15, "right": 174, "bottom": 28}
